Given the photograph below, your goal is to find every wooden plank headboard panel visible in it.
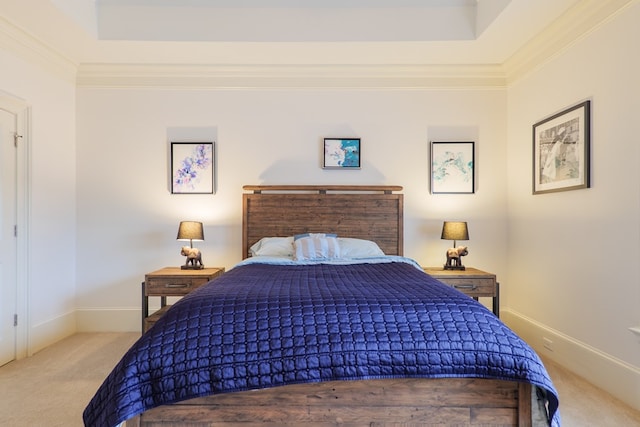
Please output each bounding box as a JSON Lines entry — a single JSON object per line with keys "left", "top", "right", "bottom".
{"left": 242, "top": 185, "right": 403, "bottom": 258}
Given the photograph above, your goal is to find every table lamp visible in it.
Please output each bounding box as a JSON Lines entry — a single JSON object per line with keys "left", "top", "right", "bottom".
{"left": 177, "top": 221, "right": 204, "bottom": 269}
{"left": 441, "top": 221, "right": 469, "bottom": 270}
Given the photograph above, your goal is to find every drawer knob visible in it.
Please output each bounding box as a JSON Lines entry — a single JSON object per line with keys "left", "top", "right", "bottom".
{"left": 454, "top": 284, "right": 477, "bottom": 290}
{"left": 165, "top": 283, "right": 189, "bottom": 288}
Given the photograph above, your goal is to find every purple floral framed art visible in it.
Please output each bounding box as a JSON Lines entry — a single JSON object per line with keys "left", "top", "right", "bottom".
{"left": 171, "top": 142, "right": 214, "bottom": 194}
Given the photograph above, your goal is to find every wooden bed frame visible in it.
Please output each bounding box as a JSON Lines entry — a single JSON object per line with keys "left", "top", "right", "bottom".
{"left": 127, "top": 185, "right": 541, "bottom": 427}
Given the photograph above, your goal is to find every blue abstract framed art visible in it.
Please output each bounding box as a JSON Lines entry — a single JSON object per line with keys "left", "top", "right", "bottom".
{"left": 430, "top": 141, "right": 475, "bottom": 194}
{"left": 171, "top": 142, "right": 215, "bottom": 194}
{"left": 323, "top": 138, "right": 361, "bottom": 169}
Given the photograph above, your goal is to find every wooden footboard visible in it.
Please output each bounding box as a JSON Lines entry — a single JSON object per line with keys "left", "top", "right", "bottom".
{"left": 126, "top": 378, "right": 534, "bottom": 427}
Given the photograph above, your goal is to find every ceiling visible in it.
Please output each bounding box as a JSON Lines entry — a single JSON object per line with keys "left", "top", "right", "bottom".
{"left": 3, "top": 0, "right": 584, "bottom": 66}
{"left": 59, "top": 0, "right": 512, "bottom": 43}
{"left": 1, "top": 0, "right": 629, "bottom": 87}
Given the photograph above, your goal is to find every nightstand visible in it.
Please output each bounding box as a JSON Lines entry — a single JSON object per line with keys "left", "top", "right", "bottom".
{"left": 423, "top": 267, "right": 499, "bottom": 317}
{"left": 142, "top": 267, "right": 224, "bottom": 333}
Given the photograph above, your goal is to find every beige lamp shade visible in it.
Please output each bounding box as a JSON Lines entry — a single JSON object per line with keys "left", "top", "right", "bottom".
{"left": 441, "top": 221, "right": 469, "bottom": 246}
{"left": 176, "top": 221, "right": 204, "bottom": 247}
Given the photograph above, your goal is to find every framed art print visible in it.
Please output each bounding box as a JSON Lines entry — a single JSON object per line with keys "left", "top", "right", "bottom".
{"left": 533, "top": 100, "right": 590, "bottom": 194}
{"left": 430, "top": 141, "right": 475, "bottom": 194}
{"left": 171, "top": 142, "right": 214, "bottom": 194}
{"left": 323, "top": 138, "right": 361, "bottom": 169}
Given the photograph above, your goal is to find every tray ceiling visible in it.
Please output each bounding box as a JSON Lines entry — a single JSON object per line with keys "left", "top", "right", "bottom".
{"left": 62, "top": 0, "right": 510, "bottom": 42}
{"left": 2, "top": 0, "right": 628, "bottom": 87}
{"left": 31, "top": 0, "right": 580, "bottom": 65}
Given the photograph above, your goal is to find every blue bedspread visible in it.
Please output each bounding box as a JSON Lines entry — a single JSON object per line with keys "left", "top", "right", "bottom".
{"left": 83, "top": 258, "right": 560, "bottom": 426}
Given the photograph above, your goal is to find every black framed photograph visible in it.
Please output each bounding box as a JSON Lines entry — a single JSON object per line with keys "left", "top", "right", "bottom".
{"left": 533, "top": 100, "right": 590, "bottom": 194}
{"left": 323, "top": 138, "right": 361, "bottom": 169}
{"left": 430, "top": 141, "right": 475, "bottom": 194}
{"left": 171, "top": 142, "right": 214, "bottom": 194}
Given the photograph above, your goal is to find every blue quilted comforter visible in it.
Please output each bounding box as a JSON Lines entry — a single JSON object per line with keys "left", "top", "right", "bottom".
{"left": 83, "top": 257, "right": 559, "bottom": 426}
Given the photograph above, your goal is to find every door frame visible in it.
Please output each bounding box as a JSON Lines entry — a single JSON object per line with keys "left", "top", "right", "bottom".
{"left": 0, "top": 91, "right": 31, "bottom": 359}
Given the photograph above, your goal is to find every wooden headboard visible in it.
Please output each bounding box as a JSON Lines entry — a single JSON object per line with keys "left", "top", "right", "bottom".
{"left": 242, "top": 185, "right": 403, "bottom": 258}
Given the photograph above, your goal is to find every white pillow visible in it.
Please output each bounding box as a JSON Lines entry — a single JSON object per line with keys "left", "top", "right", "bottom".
{"left": 337, "top": 238, "right": 386, "bottom": 258}
{"left": 249, "top": 236, "right": 294, "bottom": 257}
{"left": 294, "top": 235, "right": 341, "bottom": 260}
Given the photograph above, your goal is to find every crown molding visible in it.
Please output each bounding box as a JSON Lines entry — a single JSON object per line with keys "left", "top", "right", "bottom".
{"left": 75, "top": 63, "right": 507, "bottom": 89}
{"left": 1, "top": 0, "right": 633, "bottom": 89}
{"left": 503, "top": 0, "right": 634, "bottom": 85}
{"left": 0, "top": 16, "right": 77, "bottom": 83}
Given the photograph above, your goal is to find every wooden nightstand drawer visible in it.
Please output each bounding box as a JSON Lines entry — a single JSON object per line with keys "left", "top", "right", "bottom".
{"left": 142, "top": 267, "right": 225, "bottom": 333}
{"left": 145, "top": 276, "right": 211, "bottom": 296}
{"left": 423, "top": 267, "right": 500, "bottom": 317}
{"left": 437, "top": 277, "right": 495, "bottom": 297}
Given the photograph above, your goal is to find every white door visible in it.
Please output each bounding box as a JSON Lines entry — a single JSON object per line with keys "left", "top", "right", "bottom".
{"left": 0, "top": 107, "right": 18, "bottom": 366}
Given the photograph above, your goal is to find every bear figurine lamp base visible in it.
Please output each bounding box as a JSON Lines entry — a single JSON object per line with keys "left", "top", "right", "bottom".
{"left": 177, "top": 221, "right": 205, "bottom": 270}
{"left": 441, "top": 221, "right": 469, "bottom": 271}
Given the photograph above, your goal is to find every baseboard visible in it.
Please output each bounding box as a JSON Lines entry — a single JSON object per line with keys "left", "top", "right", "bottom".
{"left": 29, "top": 311, "right": 76, "bottom": 356}
{"left": 502, "top": 308, "right": 640, "bottom": 412}
{"left": 76, "top": 308, "right": 141, "bottom": 333}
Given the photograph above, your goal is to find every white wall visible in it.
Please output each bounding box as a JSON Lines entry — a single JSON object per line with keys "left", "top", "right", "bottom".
{"left": 75, "top": 88, "right": 508, "bottom": 330}
{"left": 0, "top": 50, "right": 77, "bottom": 354}
{"left": 505, "top": 2, "right": 640, "bottom": 410}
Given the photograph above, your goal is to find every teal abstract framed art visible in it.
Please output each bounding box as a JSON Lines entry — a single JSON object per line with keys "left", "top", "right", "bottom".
{"left": 323, "top": 138, "right": 361, "bottom": 169}
{"left": 430, "top": 141, "right": 475, "bottom": 194}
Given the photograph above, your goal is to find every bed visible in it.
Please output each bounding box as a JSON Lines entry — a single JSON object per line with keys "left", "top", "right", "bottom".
{"left": 84, "top": 185, "right": 560, "bottom": 427}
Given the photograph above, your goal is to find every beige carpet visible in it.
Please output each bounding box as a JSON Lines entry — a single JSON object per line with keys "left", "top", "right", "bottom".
{"left": 0, "top": 332, "right": 638, "bottom": 426}
{"left": 0, "top": 333, "right": 138, "bottom": 427}
{"left": 540, "top": 355, "right": 640, "bottom": 426}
